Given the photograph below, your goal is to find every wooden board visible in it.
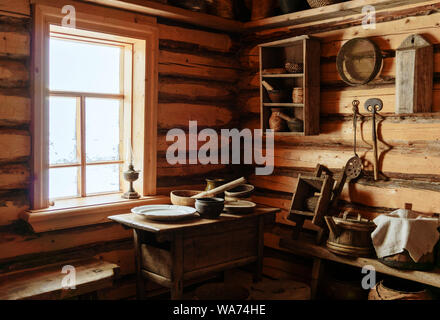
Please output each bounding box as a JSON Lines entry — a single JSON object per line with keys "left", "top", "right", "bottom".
{"left": 0, "top": 0, "right": 30, "bottom": 16}
{"left": 395, "top": 34, "right": 433, "bottom": 113}
{"left": 279, "top": 236, "right": 440, "bottom": 289}
{"left": 0, "top": 258, "right": 119, "bottom": 300}
{"left": 84, "top": 0, "right": 244, "bottom": 33}
{"left": 245, "top": 0, "right": 437, "bottom": 31}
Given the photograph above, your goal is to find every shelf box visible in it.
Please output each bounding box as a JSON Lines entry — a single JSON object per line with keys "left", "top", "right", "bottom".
{"left": 259, "top": 35, "right": 320, "bottom": 136}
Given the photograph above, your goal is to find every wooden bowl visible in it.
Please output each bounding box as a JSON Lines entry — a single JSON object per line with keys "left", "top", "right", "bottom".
{"left": 267, "top": 90, "right": 287, "bottom": 103}
{"left": 195, "top": 198, "right": 225, "bottom": 219}
{"left": 224, "top": 184, "right": 255, "bottom": 198}
{"left": 170, "top": 190, "right": 203, "bottom": 207}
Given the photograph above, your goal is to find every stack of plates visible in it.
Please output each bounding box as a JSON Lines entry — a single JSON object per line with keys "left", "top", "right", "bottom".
{"left": 224, "top": 200, "right": 256, "bottom": 214}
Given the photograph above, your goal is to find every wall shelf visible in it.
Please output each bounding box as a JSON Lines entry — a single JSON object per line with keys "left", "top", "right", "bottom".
{"left": 263, "top": 103, "right": 304, "bottom": 107}
{"left": 245, "top": 0, "right": 434, "bottom": 31}
{"left": 262, "top": 74, "right": 304, "bottom": 78}
{"left": 82, "top": 0, "right": 436, "bottom": 34}
{"left": 260, "top": 35, "right": 320, "bottom": 136}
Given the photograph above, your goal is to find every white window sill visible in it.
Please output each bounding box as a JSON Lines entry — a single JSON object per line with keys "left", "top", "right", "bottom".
{"left": 20, "top": 193, "right": 169, "bottom": 233}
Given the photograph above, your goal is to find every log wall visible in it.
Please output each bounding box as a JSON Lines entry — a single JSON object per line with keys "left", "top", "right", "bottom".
{"left": 0, "top": 1, "right": 241, "bottom": 299}
{"left": 238, "top": 2, "right": 440, "bottom": 274}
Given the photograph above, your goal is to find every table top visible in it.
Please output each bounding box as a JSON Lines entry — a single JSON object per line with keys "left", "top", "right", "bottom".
{"left": 109, "top": 206, "right": 280, "bottom": 235}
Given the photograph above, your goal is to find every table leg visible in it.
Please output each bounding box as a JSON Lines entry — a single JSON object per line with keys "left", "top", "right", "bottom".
{"left": 133, "top": 229, "right": 146, "bottom": 300}
{"left": 171, "top": 232, "right": 184, "bottom": 300}
{"left": 253, "top": 216, "right": 264, "bottom": 283}
{"left": 311, "top": 257, "right": 324, "bottom": 300}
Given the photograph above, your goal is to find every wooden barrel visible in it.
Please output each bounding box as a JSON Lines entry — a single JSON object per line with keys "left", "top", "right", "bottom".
{"left": 369, "top": 279, "right": 432, "bottom": 300}
{"left": 325, "top": 213, "right": 376, "bottom": 257}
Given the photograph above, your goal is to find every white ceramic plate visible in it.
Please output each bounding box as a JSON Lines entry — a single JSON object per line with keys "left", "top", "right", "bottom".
{"left": 132, "top": 205, "right": 197, "bottom": 221}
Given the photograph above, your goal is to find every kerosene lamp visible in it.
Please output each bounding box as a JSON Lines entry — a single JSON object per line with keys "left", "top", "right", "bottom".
{"left": 122, "top": 145, "right": 140, "bottom": 199}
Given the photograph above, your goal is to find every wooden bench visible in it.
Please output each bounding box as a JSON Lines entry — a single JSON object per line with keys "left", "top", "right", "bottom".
{"left": 279, "top": 235, "right": 440, "bottom": 298}
{"left": 0, "top": 258, "right": 120, "bottom": 300}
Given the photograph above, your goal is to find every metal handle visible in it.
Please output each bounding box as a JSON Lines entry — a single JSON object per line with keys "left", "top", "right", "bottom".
{"left": 364, "top": 98, "right": 383, "bottom": 181}
{"left": 352, "top": 100, "right": 360, "bottom": 156}
{"left": 325, "top": 216, "right": 341, "bottom": 238}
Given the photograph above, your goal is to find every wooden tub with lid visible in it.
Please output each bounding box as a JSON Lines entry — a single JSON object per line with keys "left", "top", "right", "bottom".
{"left": 325, "top": 212, "right": 377, "bottom": 257}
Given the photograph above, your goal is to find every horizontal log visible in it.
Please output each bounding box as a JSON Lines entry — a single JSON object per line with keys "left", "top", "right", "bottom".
{"left": 0, "top": 191, "right": 28, "bottom": 226}
{"left": 159, "top": 49, "right": 240, "bottom": 82}
{"left": 0, "top": 129, "right": 30, "bottom": 162}
{"left": 0, "top": 92, "right": 30, "bottom": 126}
{"left": 156, "top": 184, "right": 205, "bottom": 195}
{"left": 157, "top": 161, "right": 228, "bottom": 177}
{"left": 245, "top": 1, "right": 440, "bottom": 46}
{"left": 240, "top": 84, "right": 440, "bottom": 116}
{"left": 159, "top": 23, "right": 234, "bottom": 53}
{"left": 0, "top": 58, "right": 28, "bottom": 88}
{"left": 246, "top": 0, "right": 438, "bottom": 32}
{"left": 0, "top": 222, "right": 132, "bottom": 262}
{"left": 249, "top": 171, "right": 440, "bottom": 215}
{"left": 241, "top": 114, "right": 440, "bottom": 149}
{"left": 273, "top": 144, "right": 440, "bottom": 178}
{"left": 0, "top": 163, "right": 29, "bottom": 190}
{"left": 159, "top": 76, "right": 236, "bottom": 100}
{"left": 157, "top": 132, "right": 232, "bottom": 153}
{"left": 0, "top": 0, "right": 30, "bottom": 17}
{"left": 157, "top": 166, "right": 240, "bottom": 188}
{"left": 158, "top": 103, "right": 236, "bottom": 129}
{"left": 0, "top": 31, "right": 29, "bottom": 59}
{"left": 0, "top": 238, "right": 133, "bottom": 275}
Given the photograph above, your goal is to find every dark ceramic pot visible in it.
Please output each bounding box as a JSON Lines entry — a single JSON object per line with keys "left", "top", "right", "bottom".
{"left": 195, "top": 198, "right": 225, "bottom": 219}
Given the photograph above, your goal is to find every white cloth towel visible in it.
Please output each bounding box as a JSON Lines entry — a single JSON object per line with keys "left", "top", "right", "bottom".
{"left": 371, "top": 209, "right": 440, "bottom": 262}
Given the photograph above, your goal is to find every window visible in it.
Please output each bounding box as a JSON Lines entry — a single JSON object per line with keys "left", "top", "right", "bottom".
{"left": 32, "top": 1, "right": 158, "bottom": 210}
{"left": 48, "top": 32, "right": 127, "bottom": 200}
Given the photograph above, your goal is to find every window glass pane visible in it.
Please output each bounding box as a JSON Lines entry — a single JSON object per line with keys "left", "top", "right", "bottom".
{"left": 86, "top": 164, "right": 120, "bottom": 194}
{"left": 49, "top": 167, "right": 79, "bottom": 199}
{"left": 49, "top": 38, "right": 121, "bottom": 94}
{"left": 49, "top": 96, "right": 78, "bottom": 165}
{"left": 86, "top": 98, "right": 121, "bottom": 162}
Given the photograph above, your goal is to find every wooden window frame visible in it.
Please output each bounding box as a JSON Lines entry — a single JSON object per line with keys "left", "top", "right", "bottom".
{"left": 48, "top": 31, "right": 128, "bottom": 200}
{"left": 31, "top": 0, "right": 159, "bottom": 210}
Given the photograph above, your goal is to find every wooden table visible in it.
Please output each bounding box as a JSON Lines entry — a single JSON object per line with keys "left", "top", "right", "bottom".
{"left": 109, "top": 207, "right": 279, "bottom": 299}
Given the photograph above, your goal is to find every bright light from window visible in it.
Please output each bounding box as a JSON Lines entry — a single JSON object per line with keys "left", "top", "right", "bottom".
{"left": 86, "top": 98, "right": 120, "bottom": 163}
{"left": 48, "top": 35, "right": 124, "bottom": 200}
{"left": 49, "top": 38, "right": 121, "bottom": 94}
